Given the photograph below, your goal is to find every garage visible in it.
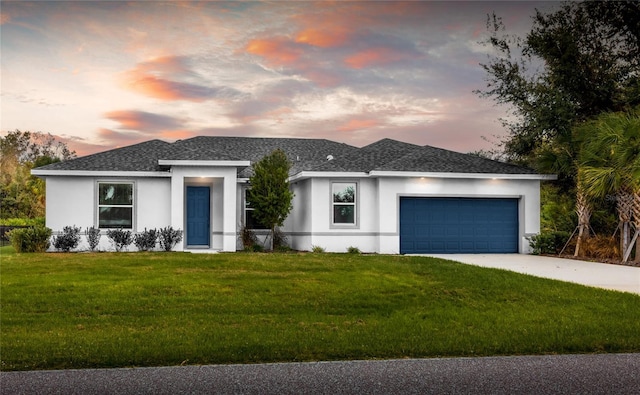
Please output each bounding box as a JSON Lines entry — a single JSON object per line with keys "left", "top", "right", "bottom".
{"left": 400, "top": 197, "right": 519, "bottom": 254}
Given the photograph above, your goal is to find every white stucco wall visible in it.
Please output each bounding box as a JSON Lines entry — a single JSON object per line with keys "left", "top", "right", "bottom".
{"left": 45, "top": 176, "right": 95, "bottom": 232}
{"left": 288, "top": 179, "right": 312, "bottom": 251}
{"left": 284, "top": 176, "right": 541, "bottom": 254}
{"left": 44, "top": 175, "right": 171, "bottom": 251}
{"left": 43, "top": 171, "right": 542, "bottom": 254}
{"left": 297, "top": 177, "right": 379, "bottom": 253}
{"left": 45, "top": 176, "right": 171, "bottom": 232}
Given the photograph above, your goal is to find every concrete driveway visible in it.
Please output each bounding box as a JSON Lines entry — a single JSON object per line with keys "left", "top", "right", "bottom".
{"left": 425, "top": 254, "right": 640, "bottom": 295}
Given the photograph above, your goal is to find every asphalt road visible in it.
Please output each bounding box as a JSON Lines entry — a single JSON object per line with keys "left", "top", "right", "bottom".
{"left": 2, "top": 353, "right": 639, "bottom": 395}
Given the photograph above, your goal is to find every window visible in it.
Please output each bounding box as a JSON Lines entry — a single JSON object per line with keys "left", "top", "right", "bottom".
{"left": 98, "top": 182, "right": 133, "bottom": 229}
{"left": 244, "top": 188, "right": 268, "bottom": 230}
{"left": 332, "top": 182, "right": 356, "bottom": 225}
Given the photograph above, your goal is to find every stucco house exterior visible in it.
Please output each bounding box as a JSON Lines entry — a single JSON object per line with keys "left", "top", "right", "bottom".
{"left": 32, "top": 136, "right": 555, "bottom": 254}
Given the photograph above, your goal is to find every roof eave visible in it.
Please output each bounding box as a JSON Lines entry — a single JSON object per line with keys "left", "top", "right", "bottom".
{"left": 31, "top": 170, "right": 171, "bottom": 178}
{"left": 368, "top": 170, "right": 557, "bottom": 180}
{"left": 158, "top": 160, "right": 251, "bottom": 167}
{"left": 289, "top": 171, "right": 370, "bottom": 182}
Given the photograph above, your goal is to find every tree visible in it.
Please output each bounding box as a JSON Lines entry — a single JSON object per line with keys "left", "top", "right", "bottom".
{"left": 477, "top": 1, "right": 640, "bottom": 183}
{"left": 578, "top": 108, "right": 640, "bottom": 261}
{"left": 247, "top": 149, "right": 294, "bottom": 250}
{"left": 0, "top": 130, "right": 76, "bottom": 219}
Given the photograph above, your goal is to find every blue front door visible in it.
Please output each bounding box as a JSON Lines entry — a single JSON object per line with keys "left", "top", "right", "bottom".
{"left": 186, "top": 186, "right": 210, "bottom": 246}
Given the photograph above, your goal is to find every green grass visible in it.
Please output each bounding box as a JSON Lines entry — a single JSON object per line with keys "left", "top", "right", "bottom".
{"left": 2, "top": 249, "right": 640, "bottom": 371}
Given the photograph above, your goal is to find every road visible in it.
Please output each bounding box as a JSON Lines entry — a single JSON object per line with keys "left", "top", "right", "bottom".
{"left": 2, "top": 353, "right": 639, "bottom": 394}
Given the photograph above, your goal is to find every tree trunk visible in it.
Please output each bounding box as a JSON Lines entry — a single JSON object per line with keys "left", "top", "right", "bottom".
{"left": 633, "top": 191, "right": 640, "bottom": 262}
{"left": 621, "top": 222, "right": 629, "bottom": 259}
{"left": 574, "top": 190, "right": 591, "bottom": 257}
{"left": 617, "top": 188, "right": 633, "bottom": 260}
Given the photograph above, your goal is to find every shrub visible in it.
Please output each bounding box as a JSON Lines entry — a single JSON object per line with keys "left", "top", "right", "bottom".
{"left": 347, "top": 246, "right": 361, "bottom": 254}
{"left": 311, "top": 245, "right": 325, "bottom": 253}
{"left": 528, "top": 231, "right": 570, "bottom": 255}
{"left": 86, "top": 226, "right": 101, "bottom": 252}
{"left": 158, "top": 226, "right": 183, "bottom": 252}
{"left": 8, "top": 225, "right": 52, "bottom": 253}
{"left": 240, "top": 226, "right": 258, "bottom": 250}
{"left": 106, "top": 228, "right": 133, "bottom": 252}
{"left": 273, "top": 227, "right": 289, "bottom": 250}
{"left": 134, "top": 228, "right": 158, "bottom": 251}
{"left": 52, "top": 225, "right": 81, "bottom": 252}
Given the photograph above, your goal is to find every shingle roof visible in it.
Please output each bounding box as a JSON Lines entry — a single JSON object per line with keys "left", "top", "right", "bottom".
{"left": 309, "top": 138, "right": 537, "bottom": 174}
{"left": 374, "top": 145, "right": 539, "bottom": 174}
{"left": 35, "top": 140, "right": 173, "bottom": 172}
{"left": 167, "top": 136, "right": 360, "bottom": 177}
{"left": 35, "top": 136, "right": 539, "bottom": 176}
{"left": 35, "top": 136, "right": 360, "bottom": 176}
{"left": 310, "top": 138, "right": 422, "bottom": 172}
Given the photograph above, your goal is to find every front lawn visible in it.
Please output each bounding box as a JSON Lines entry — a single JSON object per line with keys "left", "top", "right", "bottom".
{"left": 2, "top": 249, "right": 640, "bottom": 371}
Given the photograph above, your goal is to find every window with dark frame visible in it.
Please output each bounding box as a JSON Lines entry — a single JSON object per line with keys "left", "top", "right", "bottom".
{"left": 98, "top": 182, "right": 133, "bottom": 229}
{"left": 244, "top": 188, "right": 269, "bottom": 230}
{"left": 332, "top": 182, "right": 356, "bottom": 225}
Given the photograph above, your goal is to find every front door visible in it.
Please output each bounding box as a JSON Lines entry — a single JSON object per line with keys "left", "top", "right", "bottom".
{"left": 186, "top": 186, "right": 210, "bottom": 246}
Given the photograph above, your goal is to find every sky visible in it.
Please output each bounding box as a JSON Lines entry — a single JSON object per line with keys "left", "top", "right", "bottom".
{"left": 1, "top": 1, "right": 558, "bottom": 157}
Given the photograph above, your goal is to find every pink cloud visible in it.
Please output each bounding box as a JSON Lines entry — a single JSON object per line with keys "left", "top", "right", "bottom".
{"left": 244, "top": 36, "right": 345, "bottom": 87}
{"left": 245, "top": 37, "right": 304, "bottom": 66}
{"left": 121, "top": 56, "right": 235, "bottom": 102}
{"left": 295, "top": 27, "right": 351, "bottom": 48}
{"left": 158, "top": 130, "right": 196, "bottom": 140}
{"left": 104, "top": 110, "right": 182, "bottom": 132}
{"left": 344, "top": 47, "right": 419, "bottom": 69}
{"left": 97, "top": 128, "right": 148, "bottom": 148}
{"left": 54, "top": 135, "right": 107, "bottom": 157}
{"left": 305, "top": 69, "right": 342, "bottom": 88}
{"left": 337, "top": 118, "right": 380, "bottom": 133}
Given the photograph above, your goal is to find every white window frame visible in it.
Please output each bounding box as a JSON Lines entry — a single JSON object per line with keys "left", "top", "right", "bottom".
{"left": 96, "top": 181, "right": 135, "bottom": 230}
{"left": 331, "top": 181, "right": 358, "bottom": 228}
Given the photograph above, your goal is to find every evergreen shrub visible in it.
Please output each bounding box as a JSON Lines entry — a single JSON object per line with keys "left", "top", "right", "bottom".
{"left": 8, "top": 225, "right": 52, "bottom": 253}
{"left": 52, "top": 225, "right": 81, "bottom": 252}
{"left": 134, "top": 228, "right": 158, "bottom": 251}
{"left": 106, "top": 228, "right": 133, "bottom": 252}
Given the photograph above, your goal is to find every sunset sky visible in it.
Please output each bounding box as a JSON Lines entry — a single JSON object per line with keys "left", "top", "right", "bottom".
{"left": 1, "top": 1, "right": 557, "bottom": 156}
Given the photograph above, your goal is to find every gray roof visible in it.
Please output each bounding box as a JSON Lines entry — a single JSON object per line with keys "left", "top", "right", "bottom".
{"left": 374, "top": 144, "right": 539, "bottom": 174}
{"left": 311, "top": 138, "right": 422, "bottom": 172}
{"left": 36, "top": 140, "right": 173, "bottom": 172}
{"left": 35, "top": 136, "right": 539, "bottom": 176}
{"left": 166, "top": 136, "right": 360, "bottom": 177}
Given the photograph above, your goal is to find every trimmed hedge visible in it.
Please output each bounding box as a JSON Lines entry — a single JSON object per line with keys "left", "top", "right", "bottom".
{"left": 8, "top": 225, "right": 52, "bottom": 253}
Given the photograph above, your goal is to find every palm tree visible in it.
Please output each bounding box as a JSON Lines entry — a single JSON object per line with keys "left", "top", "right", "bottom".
{"left": 536, "top": 121, "right": 588, "bottom": 256}
{"left": 578, "top": 108, "right": 640, "bottom": 261}
{"left": 573, "top": 175, "right": 592, "bottom": 257}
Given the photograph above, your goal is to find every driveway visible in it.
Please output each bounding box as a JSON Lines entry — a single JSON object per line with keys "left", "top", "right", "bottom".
{"left": 424, "top": 254, "right": 640, "bottom": 295}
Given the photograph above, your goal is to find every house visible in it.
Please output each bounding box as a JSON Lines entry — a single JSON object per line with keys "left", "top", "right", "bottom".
{"left": 32, "top": 136, "right": 555, "bottom": 254}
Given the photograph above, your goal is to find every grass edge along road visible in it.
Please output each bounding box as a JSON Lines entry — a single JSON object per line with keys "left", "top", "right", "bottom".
{"left": 2, "top": 248, "right": 640, "bottom": 371}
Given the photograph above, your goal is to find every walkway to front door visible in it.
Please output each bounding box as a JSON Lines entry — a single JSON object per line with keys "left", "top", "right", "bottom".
{"left": 186, "top": 186, "right": 210, "bottom": 246}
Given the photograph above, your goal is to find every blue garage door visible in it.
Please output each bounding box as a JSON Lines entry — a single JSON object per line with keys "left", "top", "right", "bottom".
{"left": 400, "top": 197, "right": 519, "bottom": 254}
